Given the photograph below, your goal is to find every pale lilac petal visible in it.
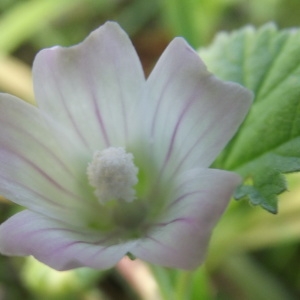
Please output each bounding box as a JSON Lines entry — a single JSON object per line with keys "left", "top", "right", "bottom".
{"left": 143, "top": 38, "right": 252, "bottom": 178}
{"left": 33, "top": 22, "right": 145, "bottom": 150}
{"left": 132, "top": 169, "right": 240, "bottom": 269}
{"left": 0, "top": 210, "right": 136, "bottom": 271}
{"left": 0, "top": 94, "right": 100, "bottom": 226}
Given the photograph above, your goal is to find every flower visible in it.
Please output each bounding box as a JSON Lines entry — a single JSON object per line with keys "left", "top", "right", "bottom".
{"left": 0, "top": 22, "right": 252, "bottom": 271}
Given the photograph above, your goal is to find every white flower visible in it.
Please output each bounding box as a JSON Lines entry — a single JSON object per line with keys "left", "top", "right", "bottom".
{"left": 0, "top": 22, "right": 252, "bottom": 270}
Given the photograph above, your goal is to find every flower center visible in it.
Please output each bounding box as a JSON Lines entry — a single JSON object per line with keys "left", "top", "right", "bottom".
{"left": 87, "top": 147, "right": 138, "bottom": 204}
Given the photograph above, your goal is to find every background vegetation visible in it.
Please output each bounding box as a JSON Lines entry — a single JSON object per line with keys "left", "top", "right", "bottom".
{"left": 0, "top": 0, "right": 300, "bottom": 299}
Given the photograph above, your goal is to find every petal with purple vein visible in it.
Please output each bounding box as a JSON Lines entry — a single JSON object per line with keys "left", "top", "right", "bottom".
{"left": 0, "top": 210, "right": 137, "bottom": 270}
{"left": 0, "top": 94, "right": 99, "bottom": 226}
{"left": 143, "top": 38, "right": 252, "bottom": 178}
{"left": 132, "top": 168, "right": 240, "bottom": 269}
{"left": 33, "top": 22, "right": 145, "bottom": 151}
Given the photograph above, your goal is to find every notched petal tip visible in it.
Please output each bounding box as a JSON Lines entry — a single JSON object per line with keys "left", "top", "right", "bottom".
{"left": 171, "top": 35, "right": 254, "bottom": 109}
{"left": 33, "top": 19, "right": 144, "bottom": 150}
{"left": 33, "top": 20, "right": 132, "bottom": 78}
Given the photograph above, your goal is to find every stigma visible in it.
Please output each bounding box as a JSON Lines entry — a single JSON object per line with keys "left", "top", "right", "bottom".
{"left": 87, "top": 147, "right": 138, "bottom": 204}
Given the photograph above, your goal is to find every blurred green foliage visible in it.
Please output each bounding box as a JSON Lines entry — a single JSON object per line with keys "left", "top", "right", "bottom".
{"left": 2, "top": 0, "right": 300, "bottom": 55}
{"left": 1, "top": 0, "right": 300, "bottom": 299}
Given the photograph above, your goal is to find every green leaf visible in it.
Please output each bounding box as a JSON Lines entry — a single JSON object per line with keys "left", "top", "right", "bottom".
{"left": 199, "top": 23, "right": 300, "bottom": 213}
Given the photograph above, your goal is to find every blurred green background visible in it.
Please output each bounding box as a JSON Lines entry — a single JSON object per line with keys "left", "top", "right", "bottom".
{"left": 0, "top": 0, "right": 300, "bottom": 299}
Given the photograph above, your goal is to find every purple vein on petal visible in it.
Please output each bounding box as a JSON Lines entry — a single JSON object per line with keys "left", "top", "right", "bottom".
{"left": 161, "top": 91, "right": 198, "bottom": 171}
{"left": 150, "top": 76, "right": 174, "bottom": 137}
{"left": 148, "top": 87, "right": 199, "bottom": 191}
{"left": 4, "top": 120, "right": 76, "bottom": 178}
{"left": 88, "top": 244, "right": 111, "bottom": 260}
{"left": 18, "top": 229, "right": 77, "bottom": 257}
{"left": 48, "top": 240, "right": 90, "bottom": 258}
{"left": 171, "top": 108, "right": 226, "bottom": 176}
{"left": 46, "top": 235, "right": 117, "bottom": 266}
{"left": 0, "top": 173, "right": 66, "bottom": 208}
{"left": 119, "top": 80, "right": 128, "bottom": 143}
{"left": 111, "top": 49, "right": 128, "bottom": 142}
{"left": 80, "top": 57, "right": 111, "bottom": 148}
{"left": 22, "top": 226, "right": 90, "bottom": 236}
{"left": 90, "top": 89, "right": 111, "bottom": 147}
{"left": 1, "top": 146, "right": 84, "bottom": 202}
{"left": 47, "top": 53, "right": 91, "bottom": 151}
{"left": 143, "top": 235, "right": 178, "bottom": 253}
{"left": 153, "top": 217, "right": 197, "bottom": 228}
{"left": 23, "top": 227, "right": 117, "bottom": 252}
{"left": 172, "top": 127, "right": 210, "bottom": 175}
{"left": 167, "top": 190, "right": 208, "bottom": 209}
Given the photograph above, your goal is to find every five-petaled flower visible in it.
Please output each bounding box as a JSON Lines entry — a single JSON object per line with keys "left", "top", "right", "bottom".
{"left": 0, "top": 22, "right": 252, "bottom": 271}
